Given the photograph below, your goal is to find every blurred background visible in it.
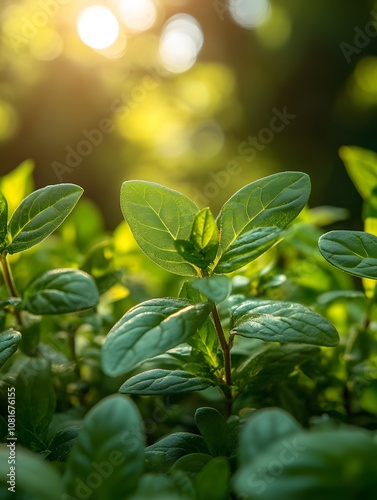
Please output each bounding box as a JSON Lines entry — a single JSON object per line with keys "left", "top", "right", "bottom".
{"left": 1, "top": 0, "right": 377, "bottom": 229}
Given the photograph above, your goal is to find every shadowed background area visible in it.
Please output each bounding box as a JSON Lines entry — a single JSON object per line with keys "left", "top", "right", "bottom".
{"left": 1, "top": 0, "right": 377, "bottom": 228}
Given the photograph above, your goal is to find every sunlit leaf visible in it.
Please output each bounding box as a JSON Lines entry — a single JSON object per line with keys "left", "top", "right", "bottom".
{"left": 0, "top": 192, "right": 7, "bottom": 247}
{"left": 7, "top": 184, "right": 83, "bottom": 254}
{"left": 216, "top": 172, "right": 310, "bottom": 261}
{"left": 120, "top": 181, "right": 199, "bottom": 276}
{"left": 179, "top": 281, "right": 220, "bottom": 368}
{"left": 0, "top": 159, "right": 34, "bottom": 217}
{"left": 339, "top": 145, "right": 377, "bottom": 200}
{"left": 102, "top": 298, "right": 212, "bottom": 376}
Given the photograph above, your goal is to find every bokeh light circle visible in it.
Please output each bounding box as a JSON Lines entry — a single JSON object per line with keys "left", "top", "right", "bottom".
{"left": 77, "top": 6, "right": 120, "bottom": 50}
{"left": 229, "top": 0, "right": 271, "bottom": 29}
{"left": 159, "top": 14, "right": 204, "bottom": 73}
{"left": 118, "top": 0, "right": 157, "bottom": 32}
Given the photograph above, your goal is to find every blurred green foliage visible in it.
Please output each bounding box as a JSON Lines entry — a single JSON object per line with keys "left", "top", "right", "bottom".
{"left": 1, "top": 0, "right": 377, "bottom": 228}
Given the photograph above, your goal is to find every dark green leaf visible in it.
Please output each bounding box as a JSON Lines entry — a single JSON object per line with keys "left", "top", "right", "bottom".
{"left": 64, "top": 394, "right": 145, "bottom": 499}
{"left": 102, "top": 298, "right": 212, "bottom": 376}
{"left": 134, "top": 474, "right": 179, "bottom": 499}
{"left": 195, "top": 457, "right": 230, "bottom": 500}
{"left": 231, "top": 299, "right": 339, "bottom": 347}
{"left": 235, "top": 344, "right": 321, "bottom": 393}
{"left": 23, "top": 268, "right": 99, "bottom": 315}
{"left": 319, "top": 230, "right": 377, "bottom": 279}
{"left": 214, "top": 226, "right": 284, "bottom": 273}
{"left": 0, "top": 192, "right": 7, "bottom": 247}
{"left": 190, "top": 276, "right": 231, "bottom": 303}
{"left": 234, "top": 427, "right": 377, "bottom": 500}
{"left": 7, "top": 184, "right": 83, "bottom": 254}
{"left": 174, "top": 239, "right": 217, "bottom": 269}
{"left": 194, "top": 407, "right": 233, "bottom": 456}
{"left": 0, "top": 445, "right": 64, "bottom": 499}
{"left": 47, "top": 426, "right": 81, "bottom": 462}
{"left": 171, "top": 453, "right": 213, "bottom": 473}
{"left": 16, "top": 358, "right": 56, "bottom": 451}
{"left": 0, "top": 329, "right": 22, "bottom": 368}
{"left": 120, "top": 181, "right": 198, "bottom": 276}
{"left": 216, "top": 172, "right": 310, "bottom": 259}
{"left": 146, "top": 432, "right": 210, "bottom": 465}
{"left": 119, "top": 369, "right": 213, "bottom": 395}
{"left": 239, "top": 407, "right": 302, "bottom": 465}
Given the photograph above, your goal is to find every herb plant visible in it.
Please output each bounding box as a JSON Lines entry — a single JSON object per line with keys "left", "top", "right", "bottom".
{"left": 102, "top": 173, "right": 339, "bottom": 416}
{"left": 1, "top": 162, "right": 377, "bottom": 500}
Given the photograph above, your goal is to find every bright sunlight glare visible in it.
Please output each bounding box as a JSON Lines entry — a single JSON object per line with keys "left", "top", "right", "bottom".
{"left": 118, "top": 0, "right": 157, "bottom": 32}
{"left": 77, "top": 6, "right": 120, "bottom": 50}
{"left": 159, "top": 14, "right": 204, "bottom": 73}
{"left": 229, "top": 0, "right": 271, "bottom": 29}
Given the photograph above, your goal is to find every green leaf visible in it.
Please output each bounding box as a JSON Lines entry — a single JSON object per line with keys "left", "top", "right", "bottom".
{"left": 235, "top": 344, "right": 321, "bottom": 394}
{"left": 64, "top": 394, "right": 145, "bottom": 499}
{"left": 134, "top": 474, "right": 179, "bottom": 499}
{"left": 47, "top": 426, "right": 81, "bottom": 462}
{"left": 119, "top": 369, "right": 213, "bottom": 395}
{"left": 0, "top": 297, "right": 22, "bottom": 309}
{"left": 195, "top": 457, "right": 230, "bottom": 500}
{"left": 0, "top": 329, "right": 22, "bottom": 369}
{"left": 319, "top": 230, "right": 377, "bottom": 280}
{"left": 120, "top": 181, "right": 199, "bottom": 276}
{"left": 339, "top": 145, "right": 377, "bottom": 200}
{"left": 191, "top": 207, "right": 219, "bottom": 250}
{"left": 216, "top": 172, "right": 310, "bottom": 259}
{"left": 146, "top": 432, "right": 210, "bottom": 466}
{"left": 0, "top": 445, "right": 64, "bottom": 499}
{"left": 16, "top": 358, "right": 56, "bottom": 451}
{"left": 234, "top": 427, "right": 377, "bottom": 500}
{"left": 102, "top": 298, "right": 212, "bottom": 376}
{"left": 179, "top": 281, "right": 220, "bottom": 368}
{"left": 231, "top": 299, "right": 339, "bottom": 347}
{"left": 23, "top": 268, "right": 99, "bottom": 315}
{"left": 175, "top": 239, "right": 219, "bottom": 269}
{"left": 194, "top": 407, "right": 233, "bottom": 457}
{"left": 7, "top": 183, "right": 83, "bottom": 254}
{"left": 190, "top": 276, "right": 231, "bottom": 303}
{"left": 239, "top": 407, "right": 302, "bottom": 465}
{"left": 0, "top": 159, "right": 34, "bottom": 216}
{"left": 0, "top": 192, "right": 7, "bottom": 247}
{"left": 214, "top": 226, "right": 284, "bottom": 273}
{"left": 171, "top": 453, "right": 213, "bottom": 473}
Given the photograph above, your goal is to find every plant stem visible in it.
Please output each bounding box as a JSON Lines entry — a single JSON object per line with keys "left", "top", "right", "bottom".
{"left": 0, "top": 253, "right": 22, "bottom": 325}
{"left": 211, "top": 305, "right": 233, "bottom": 416}
{"left": 211, "top": 305, "right": 232, "bottom": 386}
{"left": 1, "top": 254, "right": 18, "bottom": 297}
